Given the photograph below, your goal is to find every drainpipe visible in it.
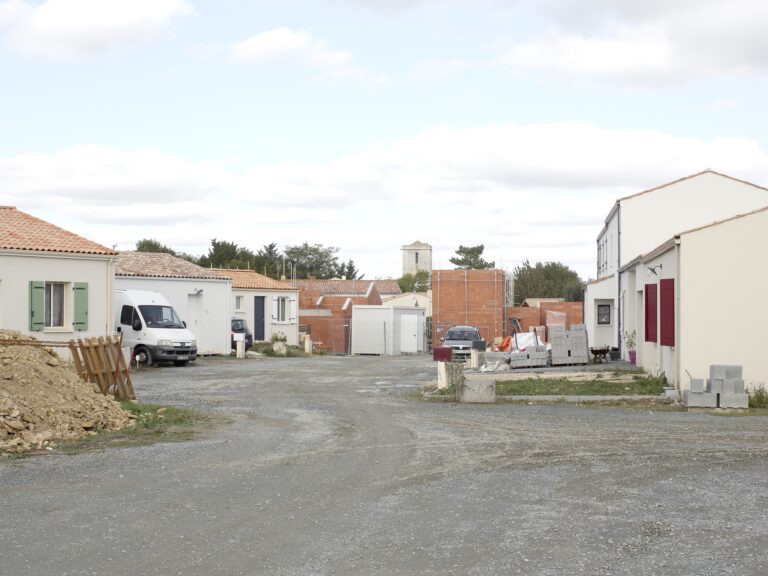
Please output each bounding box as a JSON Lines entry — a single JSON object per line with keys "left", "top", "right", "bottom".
{"left": 675, "top": 238, "right": 681, "bottom": 388}
{"left": 616, "top": 204, "right": 622, "bottom": 348}
{"left": 464, "top": 270, "right": 468, "bottom": 325}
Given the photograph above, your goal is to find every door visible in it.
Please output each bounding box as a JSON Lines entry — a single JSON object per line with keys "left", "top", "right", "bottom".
{"left": 253, "top": 296, "right": 266, "bottom": 341}
{"left": 187, "top": 293, "right": 201, "bottom": 342}
{"left": 400, "top": 314, "right": 418, "bottom": 354}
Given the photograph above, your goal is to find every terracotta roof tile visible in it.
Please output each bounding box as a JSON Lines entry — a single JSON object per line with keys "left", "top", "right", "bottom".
{"left": 293, "top": 279, "right": 401, "bottom": 296}
{"left": 117, "top": 252, "right": 227, "bottom": 280}
{"left": 211, "top": 268, "right": 297, "bottom": 291}
{"left": 0, "top": 206, "right": 116, "bottom": 256}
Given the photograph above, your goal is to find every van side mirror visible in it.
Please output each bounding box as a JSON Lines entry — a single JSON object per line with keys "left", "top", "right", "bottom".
{"left": 116, "top": 326, "right": 122, "bottom": 333}
{"left": 132, "top": 318, "right": 142, "bottom": 331}
{"left": 182, "top": 321, "right": 187, "bottom": 328}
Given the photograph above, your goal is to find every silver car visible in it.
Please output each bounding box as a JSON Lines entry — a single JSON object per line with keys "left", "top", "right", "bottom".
{"left": 442, "top": 325, "right": 483, "bottom": 360}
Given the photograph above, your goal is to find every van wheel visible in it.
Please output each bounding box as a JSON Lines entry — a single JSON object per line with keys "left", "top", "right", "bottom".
{"left": 173, "top": 360, "right": 189, "bottom": 367}
{"left": 134, "top": 347, "right": 152, "bottom": 368}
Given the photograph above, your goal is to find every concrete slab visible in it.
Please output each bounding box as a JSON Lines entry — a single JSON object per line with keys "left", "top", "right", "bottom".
{"left": 459, "top": 379, "right": 496, "bottom": 403}
{"left": 720, "top": 393, "right": 749, "bottom": 409}
{"left": 685, "top": 391, "right": 718, "bottom": 408}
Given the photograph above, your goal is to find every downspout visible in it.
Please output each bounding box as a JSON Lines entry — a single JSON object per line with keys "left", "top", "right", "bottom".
{"left": 464, "top": 269, "right": 468, "bottom": 325}
{"left": 675, "top": 238, "right": 681, "bottom": 389}
{"left": 616, "top": 203, "right": 622, "bottom": 348}
{"left": 107, "top": 256, "right": 115, "bottom": 336}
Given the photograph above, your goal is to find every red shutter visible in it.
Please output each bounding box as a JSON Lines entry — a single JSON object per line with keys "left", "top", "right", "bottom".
{"left": 645, "top": 284, "right": 657, "bottom": 343}
{"left": 660, "top": 278, "right": 675, "bottom": 346}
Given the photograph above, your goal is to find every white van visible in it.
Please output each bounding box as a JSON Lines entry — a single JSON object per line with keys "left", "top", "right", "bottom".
{"left": 115, "top": 289, "right": 197, "bottom": 367}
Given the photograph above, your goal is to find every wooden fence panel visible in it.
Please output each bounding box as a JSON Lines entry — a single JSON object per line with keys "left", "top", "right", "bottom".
{"left": 69, "top": 336, "right": 135, "bottom": 401}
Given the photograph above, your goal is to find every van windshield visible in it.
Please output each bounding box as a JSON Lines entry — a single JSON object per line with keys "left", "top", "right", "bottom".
{"left": 138, "top": 305, "right": 185, "bottom": 329}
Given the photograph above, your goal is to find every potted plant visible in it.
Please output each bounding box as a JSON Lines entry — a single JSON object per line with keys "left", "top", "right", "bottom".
{"left": 623, "top": 330, "right": 637, "bottom": 364}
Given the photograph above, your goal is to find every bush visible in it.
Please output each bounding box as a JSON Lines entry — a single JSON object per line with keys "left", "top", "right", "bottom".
{"left": 748, "top": 383, "right": 768, "bottom": 409}
{"left": 270, "top": 332, "right": 287, "bottom": 343}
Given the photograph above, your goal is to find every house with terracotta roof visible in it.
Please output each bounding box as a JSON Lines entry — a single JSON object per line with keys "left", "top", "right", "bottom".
{"left": 211, "top": 269, "right": 298, "bottom": 346}
{"left": 584, "top": 170, "right": 768, "bottom": 352}
{"left": 619, "top": 205, "right": 768, "bottom": 389}
{"left": 0, "top": 206, "right": 116, "bottom": 351}
{"left": 116, "top": 252, "right": 232, "bottom": 355}
{"left": 294, "top": 279, "right": 401, "bottom": 353}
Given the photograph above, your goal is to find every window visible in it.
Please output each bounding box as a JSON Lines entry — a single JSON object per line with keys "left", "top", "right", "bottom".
{"left": 645, "top": 284, "right": 657, "bottom": 342}
{"left": 660, "top": 279, "right": 675, "bottom": 347}
{"left": 29, "top": 281, "right": 88, "bottom": 332}
{"left": 415, "top": 252, "right": 419, "bottom": 267}
{"left": 276, "top": 297, "right": 287, "bottom": 322}
{"left": 235, "top": 295, "right": 244, "bottom": 310}
{"left": 597, "top": 304, "right": 611, "bottom": 325}
{"left": 45, "top": 282, "right": 64, "bottom": 327}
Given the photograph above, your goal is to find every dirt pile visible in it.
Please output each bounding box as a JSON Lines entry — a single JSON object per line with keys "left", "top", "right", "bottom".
{"left": 0, "top": 330, "right": 135, "bottom": 455}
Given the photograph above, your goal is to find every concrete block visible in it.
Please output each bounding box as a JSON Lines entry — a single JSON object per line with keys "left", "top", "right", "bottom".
{"left": 570, "top": 324, "right": 586, "bottom": 332}
{"left": 459, "top": 379, "right": 496, "bottom": 403}
{"left": 690, "top": 378, "right": 705, "bottom": 393}
{"left": 722, "top": 380, "right": 735, "bottom": 394}
{"left": 684, "top": 391, "right": 718, "bottom": 408}
{"left": 719, "top": 393, "right": 748, "bottom": 409}
{"left": 734, "top": 380, "right": 745, "bottom": 394}
{"left": 725, "top": 365, "right": 743, "bottom": 380}
{"left": 709, "top": 379, "right": 723, "bottom": 393}
{"left": 709, "top": 365, "right": 726, "bottom": 380}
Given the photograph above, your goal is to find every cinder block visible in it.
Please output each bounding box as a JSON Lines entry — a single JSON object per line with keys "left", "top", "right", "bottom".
{"left": 709, "top": 365, "right": 727, "bottom": 380}
{"left": 570, "top": 324, "right": 586, "bottom": 332}
{"left": 725, "top": 366, "right": 743, "bottom": 380}
{"left": 708, "top": 379, "right": 723, "bottom": 393}
{"left": 719, "top": 393, "right": 748, "bottom": 409}
{"left": 690, "top": 378, "right": 705, "bottom": 393}
{"left": 685, "top": 391, "right": 718, "bottom": 408}
{"left": 734, "top": 380, "right": 745, "bottom": 394}
{"left": 459, "top": 380, "right": 496, "bottom": 403}
{"left": 722, "top": 380, "right": 736, "bottom": 394}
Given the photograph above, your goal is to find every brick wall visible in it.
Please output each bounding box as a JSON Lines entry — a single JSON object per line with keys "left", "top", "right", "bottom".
{"left": 431, "top": 269, "right": 507, "bottom": 348}
{"left": 298, "top": 291, "right": 381, "bottom": 354}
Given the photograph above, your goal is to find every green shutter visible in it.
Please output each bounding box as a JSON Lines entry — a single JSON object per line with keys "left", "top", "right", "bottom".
{"left": 73, "top": 283, "right": 88, "bottom": 332}
{"left": 29, "top": 281, "right": 45, "bottom": 332}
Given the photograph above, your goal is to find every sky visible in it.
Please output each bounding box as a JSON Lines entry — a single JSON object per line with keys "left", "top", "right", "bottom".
{"left": 1, "top": 0, "right": 767, "bottom": 281}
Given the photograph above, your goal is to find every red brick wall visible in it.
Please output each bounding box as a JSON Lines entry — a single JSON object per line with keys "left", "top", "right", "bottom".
{"left": 505, "top": 307, "right": 542, "bottom": 334}
{"left": 540, "top": 302, "right": 583, "bottom": 329}
{"left": 299, "top": 294, "right": 375, "bottom": 354}
{"left": 431, "top": 269, "right": 507, "bottom": 348}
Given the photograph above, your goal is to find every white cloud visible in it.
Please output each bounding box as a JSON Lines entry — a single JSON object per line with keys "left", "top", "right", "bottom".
{"left": 0, "top": 0, "right": 194, "bottom": 57}
{"left": 500, "top": 0, "right": 768, "bottom": 84}
{"left": 230, "top": 27, "right": 383, "bottom": 85}
{"left": 2, "top": 123, "right": 767, "bottom": 279}
{"left": 412, "top": 58, "right": 468, "bottom": 81}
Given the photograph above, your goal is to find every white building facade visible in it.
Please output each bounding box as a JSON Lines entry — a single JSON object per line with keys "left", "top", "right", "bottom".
{"left": 585, "top": 170, "right": 768, "bottom": 351}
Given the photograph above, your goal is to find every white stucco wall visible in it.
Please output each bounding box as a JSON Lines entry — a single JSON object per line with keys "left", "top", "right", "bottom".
{"left": 231, "top": 288, "right": 298, "bottom": 345}
{"left": 0, "top": 251, "right": 114, "bottom": 356}
{"left": 596, "top": 209, "right": 620, "bottom": 279}
{"left": 678, "top": 209, "right": 768, "bottom": 390}
{"left": 583, "top": 275, "right": 617, "bottom": 347}
{"left": 635, "top": 248, "right": 678, "bottom": 383}
{"left": 620, "top": 172, "right": 768, "bottom": 270}
{"left": 115, "top": 276, "right": 231, "bottom": 355}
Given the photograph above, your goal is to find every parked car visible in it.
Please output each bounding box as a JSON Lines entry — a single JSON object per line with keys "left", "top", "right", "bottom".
{"left": 231, "top": 318, "right": 253, "bottom": 350}
{"left": 441, "top": 325, "right": 484, "bottom": 360}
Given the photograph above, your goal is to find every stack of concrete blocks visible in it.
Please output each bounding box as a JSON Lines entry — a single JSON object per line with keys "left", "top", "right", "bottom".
{"left": 505, "top": 345, "right": 548, "bottom": 369}
{"left": 685, "top": 365, "right": 748, "bottom": 408}
{"left": 549, "top": 324, "right": 589, "bottom": 366}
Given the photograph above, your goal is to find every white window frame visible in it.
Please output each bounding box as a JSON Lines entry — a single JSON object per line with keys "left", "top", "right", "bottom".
{"left": 235, "top": 295, "right": 244, "bottom": 311}
{"left": 44, "top": 281, "right": 70, "bottom": 331}
{"left": 276, "top": 296, "right": 288, "bottom": 323}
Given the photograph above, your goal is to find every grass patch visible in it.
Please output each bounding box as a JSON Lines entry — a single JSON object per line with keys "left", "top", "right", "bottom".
{"left": 495, "top": 374, "right": 667, "bottom": 396}
{"left": 57, "top": 402, "right": 224, "bottom": 454}
{"left": 708, "top": 408, "right": 768, "bottom": 417}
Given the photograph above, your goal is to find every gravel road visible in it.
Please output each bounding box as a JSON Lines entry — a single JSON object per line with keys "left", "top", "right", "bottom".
{"left": 2, "top": 355, "right": 768, "bottom": 575}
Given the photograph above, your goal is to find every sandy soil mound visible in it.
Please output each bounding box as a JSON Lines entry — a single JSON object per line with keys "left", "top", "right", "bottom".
{"left": 0, "top": 330, "right": 135, "bottom": 455}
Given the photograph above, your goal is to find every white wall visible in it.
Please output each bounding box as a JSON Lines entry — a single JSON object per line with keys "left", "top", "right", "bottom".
{"left": 584, "top": 275, "right": 617, "bottom": 347}
{"left": 351, "top": 305, "right": 426, "bottom": 355}
{"left": 115, "top": 276, "right": 231, "bottom": 355}
{"left": 596, "top": 209, "right": 620, "bottom": 278}
{"left": 231, "top": 288, "right": 299, "bottom": 345}
{"left": 678, "top": 209, "right": 768, "bottom": 389}
{"left": 0, "top": 251, "right": 114, "bottom": 356}
{"left": 620, "top": 172, "right": 768, "bottom": 270}
{"left": 635, "top": 248, "right": 678, "bottom": 383}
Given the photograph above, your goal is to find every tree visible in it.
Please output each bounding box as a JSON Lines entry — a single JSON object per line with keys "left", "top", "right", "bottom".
{"left": 283, "top": 243, "right": 340, "bottom": 279}
{"left": 135, "top": 238, "right": 176, "bottom": 255}
{"left": 398, "top": 270, "right": 430, "bottom": 293}
{"left": 197, "top": 239, "right": 256, "bottom": 269}
{"left": 512, "top": 260, "right": 583, "bottom": 304}
{"left": 336, "top": 259, "right": 363, "bottom": 280}
{"left": 257, "top": 243, "right": 282, "bottom": 278}
{"left": 449, "top": 244, "right": 494, "bottom": 269}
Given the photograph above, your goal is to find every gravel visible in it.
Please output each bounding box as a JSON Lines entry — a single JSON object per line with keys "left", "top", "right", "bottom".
{"left": 2, "top": 354, "right": 768, "bottom": 575}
